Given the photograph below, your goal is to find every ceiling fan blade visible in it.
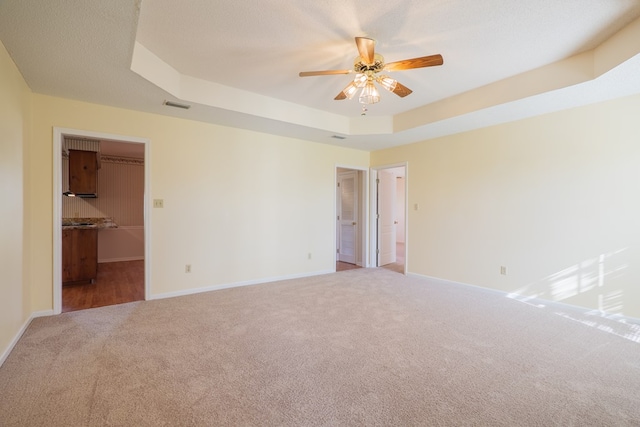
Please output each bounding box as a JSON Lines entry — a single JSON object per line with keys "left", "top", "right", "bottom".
{"left": 355, "top": 37, "right": 375, "bottom": 65}
{"left": 392, "top": 81, "right": 413, "bottom": 97}
{"left": 334, "top": 80, "right": 357, "bottom": 100}
{"left": 299, "top": 69, "right": 353, "bottom": 77}
{"left": 384, "top": 54, "right": 443, "bottom": 72}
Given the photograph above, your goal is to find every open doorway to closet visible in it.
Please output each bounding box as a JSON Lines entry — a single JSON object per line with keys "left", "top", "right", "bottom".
{"left": 336, "top": 167, "right": 367, "bottom": 272}
{"left": 371, "top": 165, "right": 407, "bottom": 274}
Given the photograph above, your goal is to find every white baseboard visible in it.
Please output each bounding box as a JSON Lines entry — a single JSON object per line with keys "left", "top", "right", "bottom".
{"left": 407, "top": 272, "right": 503, "bottom": 294}
{"left": 98, "top": 256, "right": 144, "bottom": 263}
{"left": 0, "top": 309, "right": 54, "bottom": 368}
{"left": 149, "top": 269, "right": 334, "bottom": 301}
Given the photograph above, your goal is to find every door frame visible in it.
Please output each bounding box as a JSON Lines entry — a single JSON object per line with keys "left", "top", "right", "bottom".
{"left": 369, "top": 162, "right": 408, "bottom": 272}
{"left": 52, "top": 127, "right": 151, "bottom": 314}
{"left": 337, "top": 170, "right": 358, "bottom": 264}
{"left": 335, "top": 165, "right": 369, "bottom": 269}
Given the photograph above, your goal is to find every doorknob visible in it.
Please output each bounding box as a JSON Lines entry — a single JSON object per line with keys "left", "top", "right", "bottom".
{"left": 352, "top": 222, "right": 357, "bottom": 225}
{"left": 394, "top": 221, "right": 398, "bottom": 224}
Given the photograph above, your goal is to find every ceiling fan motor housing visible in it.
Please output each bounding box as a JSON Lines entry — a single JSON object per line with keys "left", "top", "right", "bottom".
{"left": 354, "top": 53, "right": 385, "bottom": 75}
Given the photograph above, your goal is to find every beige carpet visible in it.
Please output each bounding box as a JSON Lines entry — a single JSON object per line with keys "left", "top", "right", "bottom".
{"left": 2, "top": 268, "right": 640, "bottom": 426}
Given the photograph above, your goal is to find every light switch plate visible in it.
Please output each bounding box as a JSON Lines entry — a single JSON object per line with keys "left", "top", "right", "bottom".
{"left": 153, "top": 199, "right": 164, "bottom": 208}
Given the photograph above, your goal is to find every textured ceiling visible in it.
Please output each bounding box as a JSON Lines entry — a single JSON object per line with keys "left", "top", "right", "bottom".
{"left": 2, "top": 0, "right": 640, "bottom": 151}
{"left": 136, "top": 0, "right": 640, "bottom": 117}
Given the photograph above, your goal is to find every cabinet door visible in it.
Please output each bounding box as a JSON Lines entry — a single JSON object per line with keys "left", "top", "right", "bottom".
{"left": 76, "top": 228, "right": 98, "bottom": 281}
{"left": 62, "top": 229, "right": 74, "bottom": 282}
{"left": 62, "top": 228, "right": 98, "bottom": 283}
{"left": 69, "top": 149, "right": 97, "bottom": 195}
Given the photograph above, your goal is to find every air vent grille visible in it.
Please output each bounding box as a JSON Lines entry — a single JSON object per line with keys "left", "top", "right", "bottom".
{"left": 163, "top": 100, "right": 191, "bottom": 110}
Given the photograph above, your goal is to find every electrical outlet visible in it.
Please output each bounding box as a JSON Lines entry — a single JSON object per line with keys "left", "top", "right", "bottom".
{"left": 153, "top": 199, "right": 164, "bottom": 208}
{"left": 500, "top": 266, "right": 507, "bottom": 275}
{"left": 185, "top": 264, "right": 191, "bottom": 273}
{"left": 308, "top": 253, "right": 312, "bottom": 260}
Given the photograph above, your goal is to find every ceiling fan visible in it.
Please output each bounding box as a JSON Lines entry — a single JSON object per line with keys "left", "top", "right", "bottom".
{"left": 299, "top": 37, "right": 443, "bottom": 105}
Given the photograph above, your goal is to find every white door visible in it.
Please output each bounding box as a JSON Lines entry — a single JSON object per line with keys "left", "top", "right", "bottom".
{"left": 377, "top": 169, "right": 396, "bottom": 266}
{"left": 338, "top": 171, "right": 358, "bottom": 264}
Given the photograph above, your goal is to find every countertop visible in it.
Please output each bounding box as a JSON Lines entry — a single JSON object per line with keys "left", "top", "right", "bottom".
{"left": 62, "top": 217, "right": 118, "bottom": 230}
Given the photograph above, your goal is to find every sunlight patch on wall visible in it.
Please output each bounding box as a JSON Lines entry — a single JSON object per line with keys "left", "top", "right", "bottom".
{"left": 507, "top": 248, "right": 629, "bottom": 315}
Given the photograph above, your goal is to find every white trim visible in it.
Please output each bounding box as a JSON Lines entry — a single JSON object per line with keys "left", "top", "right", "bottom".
{"left": 53, "top": 128, "right": 152, "bottom": 314}
{"left": 149, "top": 269, "right": 334, "bottom": 301}
{"left": 369, "top": 162, "right": 408, "bottom": 273}
{"left": 0, "top": 310, "right": 54, "bottom": 367}
{"left": 407, "top": 271, "right": 494, "bottom": 292}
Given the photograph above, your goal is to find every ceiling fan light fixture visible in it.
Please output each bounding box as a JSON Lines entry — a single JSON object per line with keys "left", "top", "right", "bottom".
{"left": 354, "top": 73, "right": 368, "bottom": 87}
{"left": 342, "top": 81, "right": 359, "bottom": 99}
{"left": 359, "top": 81, "right": 380, "bottom": 104}
{"left": 299, "top": 37, "right": 443, "bottom": 105}
{"left": 377, "top": 75, "right": 397, "bottom": 92}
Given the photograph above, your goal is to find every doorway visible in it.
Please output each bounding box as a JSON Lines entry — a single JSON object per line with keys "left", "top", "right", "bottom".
{"left": 371, "top": 164, "right": 407, "bottom": 274}
{"left": 336, "top": 166, "right": 367, "bottom": 271}
{"left": 53, "top": 128, "right": 151, "bottom": 314}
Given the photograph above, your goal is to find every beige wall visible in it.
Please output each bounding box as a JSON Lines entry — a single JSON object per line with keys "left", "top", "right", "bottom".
{"left": 30, "top": 94, "right": 369, "bottom": 306}
{"left": 372, "top": 93, "right": 640, "bottom": 317}
{"left": 0, "top": 40, "right": 32, "bottom": 361}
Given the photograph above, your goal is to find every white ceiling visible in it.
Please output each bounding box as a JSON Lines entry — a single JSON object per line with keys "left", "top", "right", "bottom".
{"left": 2, "top": 0, "right": 640, "bottom": 152}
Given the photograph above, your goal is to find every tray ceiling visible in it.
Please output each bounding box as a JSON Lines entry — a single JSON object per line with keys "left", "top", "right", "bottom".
{"left": 2, "top": 0, "right": 640, "bottom": 151}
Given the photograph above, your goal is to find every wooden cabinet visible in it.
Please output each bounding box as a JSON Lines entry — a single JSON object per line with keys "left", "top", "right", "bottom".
{"left": 62, "top": 228, "right": 98, "bottom": 283}
{"left": 69, "top": 149, "right": 97, "bottom": 196}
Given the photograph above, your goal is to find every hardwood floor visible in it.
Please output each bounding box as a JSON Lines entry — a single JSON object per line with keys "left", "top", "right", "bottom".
{"left": 62, "top": 260, "right": 144, "bottom": 313}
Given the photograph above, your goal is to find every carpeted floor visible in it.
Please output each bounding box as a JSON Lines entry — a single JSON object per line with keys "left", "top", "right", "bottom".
{"left": 1, "top": 268, "right": 639, "bottom": 426}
